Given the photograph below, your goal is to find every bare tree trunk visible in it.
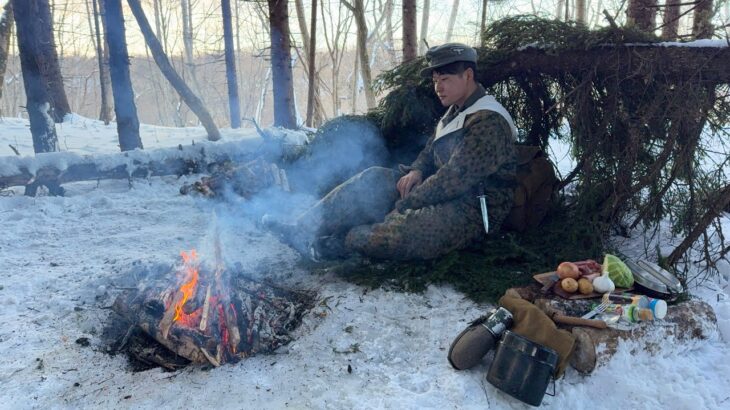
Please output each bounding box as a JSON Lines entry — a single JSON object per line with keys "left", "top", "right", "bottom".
{"left": 480, "top": 0, "right": 488, "bottom": 44}
{"left": 419, "top": 0, "right": 430, "bottom": 54}
{"left": 343, "top": 0, "right": 375, "bottom": 109}
{"left": 267, "top": 0, "right": 297, "bottom": 128}
{"left": 127, "top": 0, "right": 221, "bottom": 141}
{"left": 384, "top": 0, "right": 395, "bottom": 60}
{"left": 351, "top": 44, "right": 359, "bottom": 113}
{"left": 0, "top": 2, "right": 14, "bottom": 116}
{"left": 103, "top": 0, "right": 142, "bottom": 151}
{"left": 556, "top": 0, "right": 565, "bottom": 20}
{"left": 13, "top": 0, "right": 59, "bottom": 153}
{"left": 91, "top": 0, "right": 112, "bottom": 124}
{"left": 305, "top": 0, "right": 318, "bottom": 127}
{"left": 576, "top": 0, "right": 587, "bottom": 23}
{"left": 445, "top": 0, "right": 459, "bottom": 42}
{"left": 180, "top": 0, "right": 201, "bottom": 97}
{"left": 692, "top": 0, "right": 714, "bottom": 39}
{"left": 626, "top": 0, "right": 657, "bottom": 33}
{"left": 661, "top": 0, "right": 681, "bottom": 40}
{"left": 221, "top": 0, "right": 241, "bottom": 128}
{"left": 16, "top": 0, "right": 71, "bottom": 123}
{"left": 98, "top": 0, "right": 114, "bottom": 123}
{"left": 294, "top": 0, "right": 311, "bottom": 56}
{"left": 403, "top": 0, "right": 417, "bottom": 62}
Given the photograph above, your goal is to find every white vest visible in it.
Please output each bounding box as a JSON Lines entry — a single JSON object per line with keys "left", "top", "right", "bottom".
{"left": 434, "top": 95, "right": 517, "bottom": 142}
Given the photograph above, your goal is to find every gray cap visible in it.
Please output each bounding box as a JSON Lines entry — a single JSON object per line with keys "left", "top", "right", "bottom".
{"left": 420, "top": 43, "right": 478, "bottom": 78}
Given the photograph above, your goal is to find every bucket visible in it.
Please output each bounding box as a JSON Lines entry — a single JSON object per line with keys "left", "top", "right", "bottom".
{"left": 486, "top": 331, "right": 558, "bottom": 407}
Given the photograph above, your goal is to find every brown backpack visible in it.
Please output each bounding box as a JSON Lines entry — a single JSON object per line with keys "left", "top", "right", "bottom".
{"left": 502, "top": 145, "right": 558, "bottom": 232}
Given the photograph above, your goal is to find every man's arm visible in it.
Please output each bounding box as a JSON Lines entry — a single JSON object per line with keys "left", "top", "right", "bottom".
{"left": 400, "top": 132, "right": 437, "bottom": 178}
{"left": 396, "top": 111, "right": 514, "bottom": 212}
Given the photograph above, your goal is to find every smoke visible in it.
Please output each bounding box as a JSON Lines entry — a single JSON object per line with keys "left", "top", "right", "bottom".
{"left": 204, "top": 116, "right": 391, "bottom": 262}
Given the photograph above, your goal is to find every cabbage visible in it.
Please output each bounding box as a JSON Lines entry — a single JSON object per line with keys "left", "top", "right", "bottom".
{"left": 603, "top": 254, "right": 634, "bottom": 288}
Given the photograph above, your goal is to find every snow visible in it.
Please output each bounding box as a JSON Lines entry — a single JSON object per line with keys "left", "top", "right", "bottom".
{"left": 1, "top": 115, "right": 729, "bottom": 409}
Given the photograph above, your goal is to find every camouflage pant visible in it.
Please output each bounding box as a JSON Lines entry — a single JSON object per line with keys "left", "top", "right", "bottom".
{"left": 296, "top": 166, "right": 513, "bottom": 260}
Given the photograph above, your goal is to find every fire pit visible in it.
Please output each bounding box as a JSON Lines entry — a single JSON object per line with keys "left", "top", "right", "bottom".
{"left": 106, "top": 239, "right": 315, "bottom": 370}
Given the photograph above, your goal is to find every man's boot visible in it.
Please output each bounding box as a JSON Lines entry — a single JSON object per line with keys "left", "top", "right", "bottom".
{"left": 260, "top": 214, "right": 315, "bottom": 258}
{"left": 569, "top": 327, "right": 597, "bottom": 374}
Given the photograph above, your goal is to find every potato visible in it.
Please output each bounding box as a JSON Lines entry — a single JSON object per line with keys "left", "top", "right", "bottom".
{"left": 560, "top": 278, "right": 579, "bottom": 293}
{"left": 578, "top": 278, "right": 594, "bottom": 295}
{"left": 556, "top": 262, "right": 580, "bottom": 279}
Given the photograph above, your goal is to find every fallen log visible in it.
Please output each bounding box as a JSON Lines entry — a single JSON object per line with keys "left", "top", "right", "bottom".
{"left": 478, "top": 42, "right": 730, "bottom": 87}
{"left": 0, "top": 132, "right": 301, "bottom": 196}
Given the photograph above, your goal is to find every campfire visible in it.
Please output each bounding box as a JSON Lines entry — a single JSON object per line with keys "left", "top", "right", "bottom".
{"left": 108, "top": 235, "right": 315, "bottom": 370}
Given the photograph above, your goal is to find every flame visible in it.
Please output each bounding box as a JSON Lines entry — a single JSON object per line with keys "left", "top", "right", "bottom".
{"left": 173, "top": 249, "right": 199, "bottom": 324}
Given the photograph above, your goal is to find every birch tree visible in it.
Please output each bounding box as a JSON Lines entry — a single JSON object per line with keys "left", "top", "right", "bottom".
{"left": 419, "top": 0, "right": 430, "bottom": 54}
{"left": 445, "top": 0, "right": 459, "bottom": 42}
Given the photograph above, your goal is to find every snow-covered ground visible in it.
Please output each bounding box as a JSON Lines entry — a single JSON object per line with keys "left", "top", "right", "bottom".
{"left": 1, "top": 115, "right": 729, "bottom": 409}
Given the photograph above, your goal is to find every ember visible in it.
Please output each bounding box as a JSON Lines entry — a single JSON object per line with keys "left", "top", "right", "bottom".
{"left": 108, "top": 240, "right": 315, "bottom": 370}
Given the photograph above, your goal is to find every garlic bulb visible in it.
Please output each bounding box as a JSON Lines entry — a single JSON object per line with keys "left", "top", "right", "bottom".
{"left": 592, "top": 271, "right": 615, "bottom": 293}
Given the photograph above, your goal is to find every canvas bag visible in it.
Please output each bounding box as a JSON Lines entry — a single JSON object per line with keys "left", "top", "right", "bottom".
{"left": 502, "top": 145, "right": 558, "bottom": 232}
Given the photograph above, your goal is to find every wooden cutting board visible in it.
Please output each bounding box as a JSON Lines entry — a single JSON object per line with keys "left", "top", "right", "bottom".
{"left": 532, "top": 271, "right": 631, "bottom": 300}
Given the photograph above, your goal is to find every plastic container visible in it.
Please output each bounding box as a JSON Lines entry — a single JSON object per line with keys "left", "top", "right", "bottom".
{"left": 631, "top": 295, "right": 668, "bottom": 320}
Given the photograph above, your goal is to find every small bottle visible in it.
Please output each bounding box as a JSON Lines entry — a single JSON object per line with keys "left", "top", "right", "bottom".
{"left": 630, "top": 295, "right": 668, "bottom": 320}
{"left": 622, "top": 304, "right": 656, "bottom": 322}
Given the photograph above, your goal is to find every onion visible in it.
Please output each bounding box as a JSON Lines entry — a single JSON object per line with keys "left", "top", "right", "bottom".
{"left": 556, "top": 262, "right": 580, "bottom": 279}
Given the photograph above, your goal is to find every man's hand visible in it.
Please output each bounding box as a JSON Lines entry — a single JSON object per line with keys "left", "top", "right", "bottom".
{"left": 396, "top": 170, "right": 423, "bottom": 199}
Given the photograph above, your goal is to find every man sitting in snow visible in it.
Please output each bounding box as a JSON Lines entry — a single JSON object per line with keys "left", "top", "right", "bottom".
{"left": 266, "top": 43, "right": 517, "bottom": 261}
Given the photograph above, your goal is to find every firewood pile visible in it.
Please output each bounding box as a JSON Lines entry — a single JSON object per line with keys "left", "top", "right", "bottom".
{"left": 107, "top": 243, "right": 315, "bottom": 370}
{"left": 179, "top": 157, "right": 289, "bottom": 198}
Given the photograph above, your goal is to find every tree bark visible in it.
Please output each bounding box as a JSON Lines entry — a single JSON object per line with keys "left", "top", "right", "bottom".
{"left": 305, "top": 0, "right": 318, "bottom": 127}
{"left": 626, "top": 0, "right": 657, "bottom": 33}
{"left": 661, "top": 0, "right": 681, "bottom": 40}
{"left": 267, "top": 0, "right": 297, "bottom": 129}
{"left": 103, "top": 0, "right": 142, "bottom": 151}
{"left": 0, "top": 2, "right": 13, "bottom": 116}
{"left": 127, "top": 0, "right": 221, "bottom": 141}
{"left": 12, "top": 0, "right": 60, "bottom": 153}
{"left": 180, "top": 0, "right": 201, "bottom": 97}
{"left": 576, "top": 0, "right": 587, "bottom": 23}
{"left": 419, "top": 0, "right": 430, "bottom": 54}
{"left": 445, "top": 0, "right": 459, "bottom": 42}
{"left": 480, "top": 0, "right": 488, "bottom": 45}
{"left": 13, "top": 0, "right": 71, "bottom": 123}
{"left": 221, "top": 0, "right": 241, "bottom": 128}
{"left": 343, "top": 0, "right": 375, "bottom": 109}
{"left": 692, "top": 0, "right": 714, "bottom": 39}
{"left": 91, "top": 0, "right": 112, "bottom": 124}
{"left": 402, "top": 0, "right": 417, "bottom": 62}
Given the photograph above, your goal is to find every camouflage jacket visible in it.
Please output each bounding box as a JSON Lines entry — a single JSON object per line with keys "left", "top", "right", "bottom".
{"left": 396, "top": 87, "right": 517, "bottom": 212}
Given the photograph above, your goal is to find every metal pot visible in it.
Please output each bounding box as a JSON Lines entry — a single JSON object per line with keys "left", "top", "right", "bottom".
{"left": 486, "top": 331, "right": 558, "bottom": 407}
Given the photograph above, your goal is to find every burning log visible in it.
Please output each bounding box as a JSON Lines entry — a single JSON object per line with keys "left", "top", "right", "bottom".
{"left": 109, "top": 250, "right": 316, "bottom": 368}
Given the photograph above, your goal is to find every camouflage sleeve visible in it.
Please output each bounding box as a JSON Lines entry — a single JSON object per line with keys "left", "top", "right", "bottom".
{"left": 396, "top": 110, "right": 514, "bottom": 211}
{"left": 400, "top": 133, "right": 437, "bottom": 177}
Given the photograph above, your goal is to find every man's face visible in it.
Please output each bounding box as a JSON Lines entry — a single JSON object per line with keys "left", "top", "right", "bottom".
{"left": 432, "top": 69, "right": 472, "bottom": 107}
